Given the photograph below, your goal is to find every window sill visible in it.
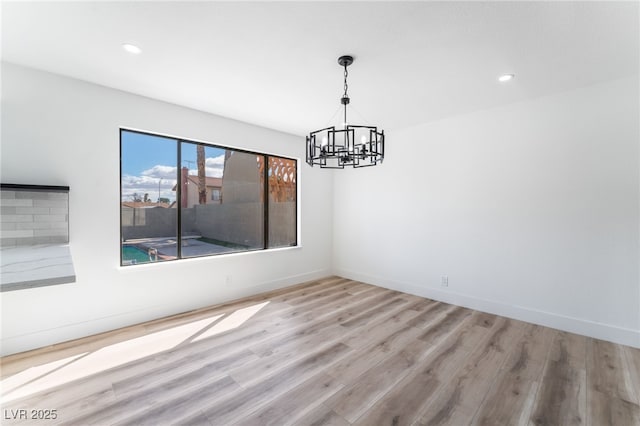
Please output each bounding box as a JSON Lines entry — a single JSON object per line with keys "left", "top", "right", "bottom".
{"left": 117, "top": 243, "right": 302, "bottom": 270}
{"left": 0, "top": 244, "right": 76, "bottom": 292}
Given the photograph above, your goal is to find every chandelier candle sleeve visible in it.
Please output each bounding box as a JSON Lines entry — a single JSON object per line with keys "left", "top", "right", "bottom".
{"left": 306, "top": 55, "right": 385, "bottom": 169}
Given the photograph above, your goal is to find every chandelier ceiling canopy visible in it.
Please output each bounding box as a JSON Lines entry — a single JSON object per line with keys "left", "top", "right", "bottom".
{"left": 306, "top": 55, "right": 385, "bottom": 169}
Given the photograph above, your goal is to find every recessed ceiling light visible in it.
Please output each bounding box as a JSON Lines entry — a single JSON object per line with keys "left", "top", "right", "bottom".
{"left": 498, "top": 74, "right": 515, "bottom": 82}
{"left": 122, "top": 43, "right": 142, "bottom": 55}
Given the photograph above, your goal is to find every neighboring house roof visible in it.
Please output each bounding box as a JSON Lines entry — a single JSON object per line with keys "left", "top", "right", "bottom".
{"left": 172, "top": 175, "right": 223, "bottom": 191}
{"left": 121, "top": 202, "right": 171, "bottom": 208}
{"left": 188, "top": 175, "right": 222, "bottom": 187}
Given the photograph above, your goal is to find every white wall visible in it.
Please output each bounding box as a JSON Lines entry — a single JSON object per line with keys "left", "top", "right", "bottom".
{"left": 334, "top": 76, "right": 640, "bottom": 348}
{"left": 0, "top": 63, "right": 333, "bottom": 356}
{"left": 2, "top": 63, "right": 638, "bottom": 355}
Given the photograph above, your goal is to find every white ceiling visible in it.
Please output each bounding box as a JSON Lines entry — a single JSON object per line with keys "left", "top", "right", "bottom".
{"left": 2, "top": 1, "right": 638, "bottom": 136}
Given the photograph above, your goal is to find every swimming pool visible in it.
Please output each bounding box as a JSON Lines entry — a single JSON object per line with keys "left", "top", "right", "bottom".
{"left": 122, "top": 245, "right": 151, "bottom": 264}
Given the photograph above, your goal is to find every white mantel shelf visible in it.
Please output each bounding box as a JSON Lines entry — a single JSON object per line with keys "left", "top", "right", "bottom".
{"left": 1, "top": 244, "right": 76, "bottom": 292}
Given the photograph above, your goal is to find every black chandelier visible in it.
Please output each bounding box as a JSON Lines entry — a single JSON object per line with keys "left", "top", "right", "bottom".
{"left": 306, "top": 55, "right": 385, "bottom": 169}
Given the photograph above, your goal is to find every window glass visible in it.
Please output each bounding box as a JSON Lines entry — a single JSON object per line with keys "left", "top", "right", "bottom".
{"left": 179, "top": 144, "right": 263, "bottom": 257}
{"left": 120, "top": 131, "right": 178, "bottom": 265}
{"left": 120, "top": 129, "right": 297, "bottom": 266}
{"left": 267, "top": 156, "right": 297, "bottom": 248}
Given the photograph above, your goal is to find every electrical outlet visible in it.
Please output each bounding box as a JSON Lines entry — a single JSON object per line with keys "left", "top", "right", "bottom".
{"left": 441, "top": 276, "right": 448, "bottom": 287}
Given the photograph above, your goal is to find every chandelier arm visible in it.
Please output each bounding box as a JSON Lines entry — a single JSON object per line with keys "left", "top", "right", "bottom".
{"left": 323, "top": 105, "right": 343, "bottom": 128}
{"left": 348, "top": 104, "right": 373, "bottom": 126}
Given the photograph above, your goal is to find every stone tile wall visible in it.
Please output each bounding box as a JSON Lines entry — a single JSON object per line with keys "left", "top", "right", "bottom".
{"left": 1, "top": 188, "right": 69, "bottom": 247}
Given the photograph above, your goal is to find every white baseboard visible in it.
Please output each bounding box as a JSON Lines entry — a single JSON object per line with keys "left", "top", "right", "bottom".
{"left": 0, "top": 268, "right": 331, "bottom": 356}
{"left": 334, "top": 268, "right": 640, "bottom": 349}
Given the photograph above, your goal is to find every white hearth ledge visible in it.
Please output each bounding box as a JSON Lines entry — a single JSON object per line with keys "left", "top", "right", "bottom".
{"left": 1, "top": 244, "right": 75, "bottom": 292}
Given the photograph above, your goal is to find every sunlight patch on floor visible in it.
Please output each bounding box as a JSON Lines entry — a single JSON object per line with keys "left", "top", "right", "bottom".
{"left": 1, "top": 300, "right": 272, "bottom": 404}
{"left": 0, "top": 352, "right": 88, "bottom": 399}
{"left": 1, "top": 314, "right": 223, "bottom": 403}
{"left": 193, "top": 301, "right": 270, "bottom": 342}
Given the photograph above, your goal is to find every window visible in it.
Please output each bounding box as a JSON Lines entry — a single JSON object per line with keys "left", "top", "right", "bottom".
{"left": 120, "top": 129, "right": 297, "bottom": 266}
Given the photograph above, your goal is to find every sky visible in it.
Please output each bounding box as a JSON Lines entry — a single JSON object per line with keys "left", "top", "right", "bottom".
{"left": 121, "top": 131, "right": 226, "bottom": 202}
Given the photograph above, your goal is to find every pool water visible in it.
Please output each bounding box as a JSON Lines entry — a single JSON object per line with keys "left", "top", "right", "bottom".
{"left": 122, "top": 246, "right": 151, "bottom": 264}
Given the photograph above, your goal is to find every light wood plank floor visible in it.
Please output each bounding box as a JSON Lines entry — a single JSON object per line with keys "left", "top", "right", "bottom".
{"left": 1, "top": 277, "right": 639, "bottom": 425}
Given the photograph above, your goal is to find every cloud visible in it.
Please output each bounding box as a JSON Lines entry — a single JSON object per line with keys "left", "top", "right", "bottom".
{"left": 120, "top": 156, "right": 226, "bottom": 201}
{"left": 121, "top": 173, "right": 176, "bottom": 202}
{"left": 187, "top": 154, "right": 225, "bottom": 178}
{"left": 206, "top": 155, "right": 225, "bottom": 167}
{"left": 141, "top": 165, "right": 178, "bottom": 179}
